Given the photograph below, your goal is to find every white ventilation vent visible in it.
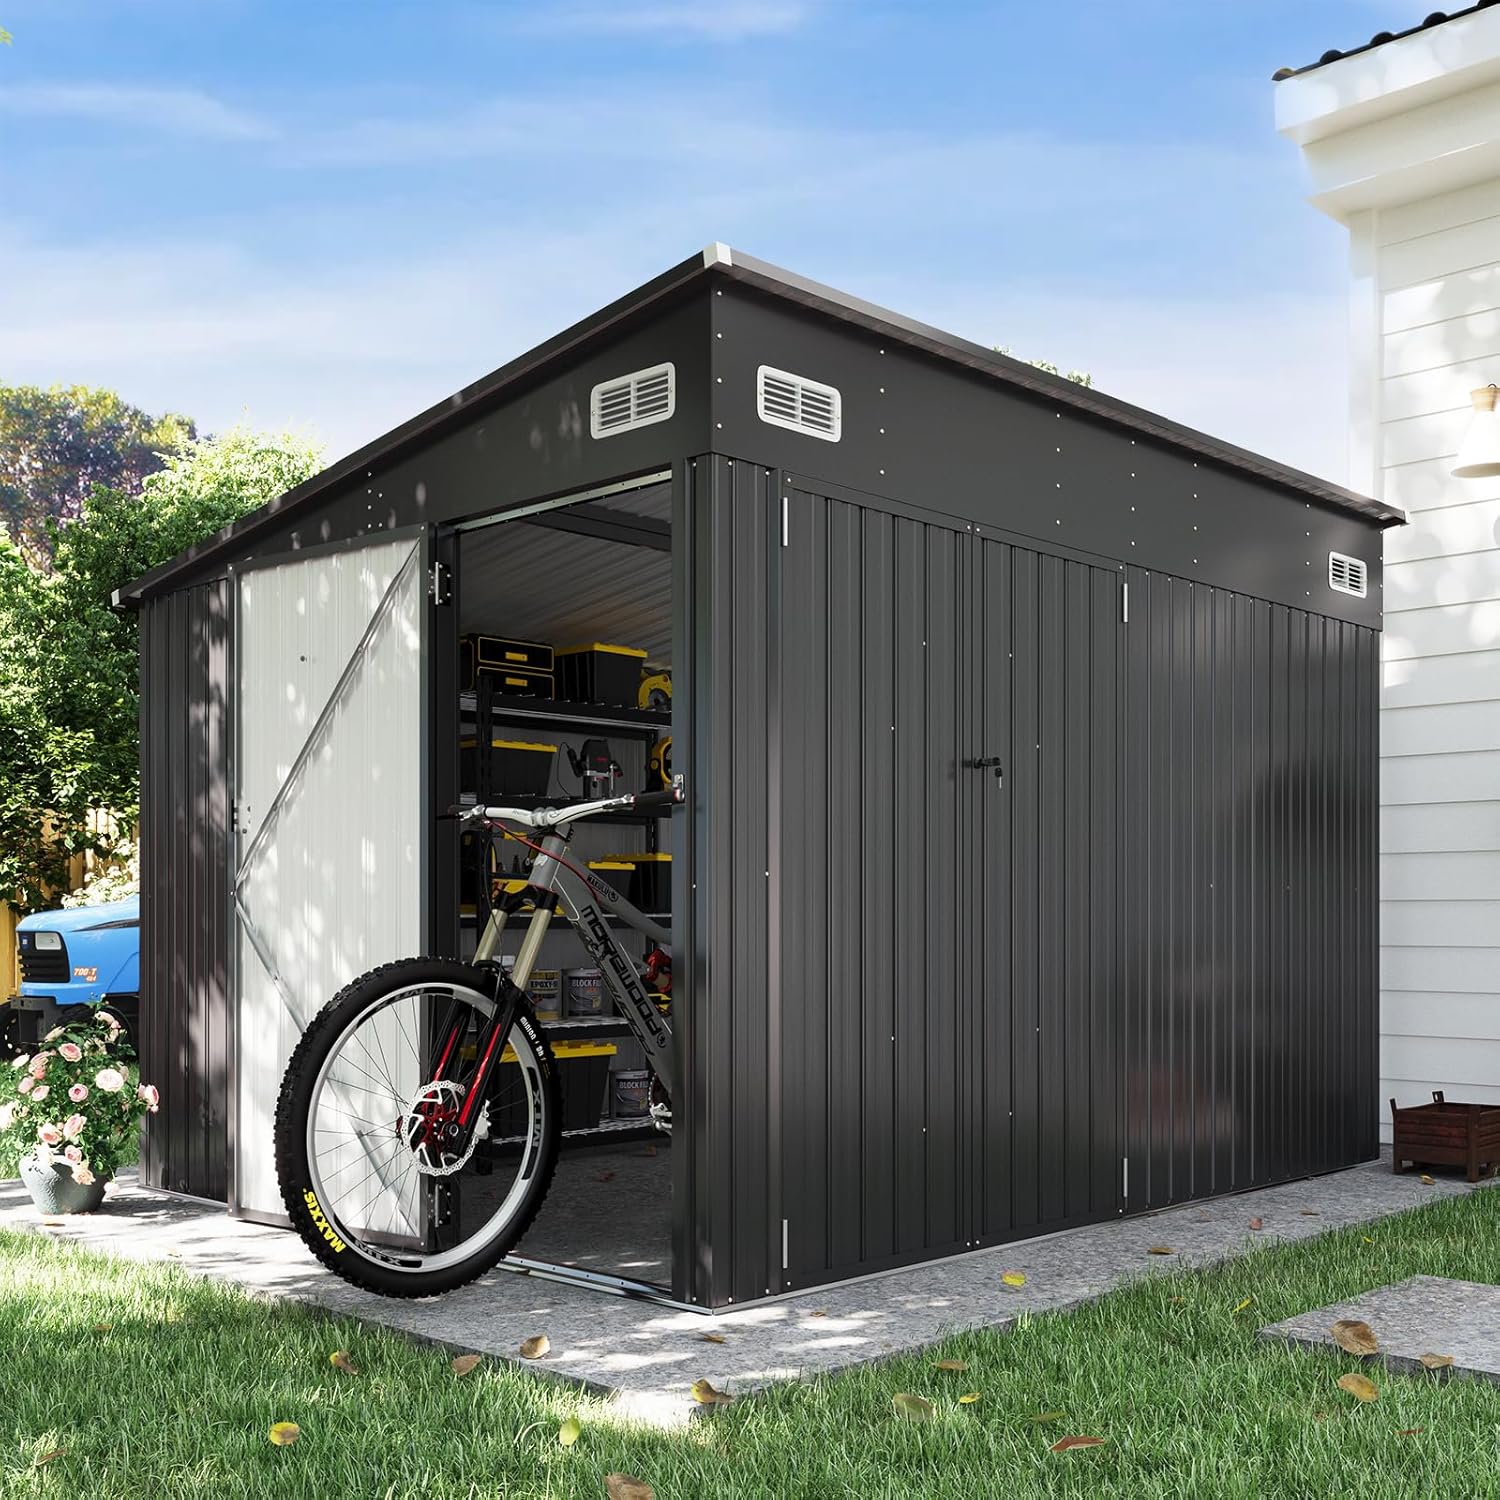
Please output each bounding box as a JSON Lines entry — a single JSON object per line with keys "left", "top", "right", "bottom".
{"left": 1328, "top": 551, "right": 1368, "bottom": 598}
{"left": 590, "top": 362, "right": 676, "bottom": 439}
{"left": 757, "top": 365, "right": 842, "bottom": 442}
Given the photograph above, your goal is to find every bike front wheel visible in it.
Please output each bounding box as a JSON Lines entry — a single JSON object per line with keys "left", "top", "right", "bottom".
{"left": 274, "top": 956, "right": 560, "bottom": 1297}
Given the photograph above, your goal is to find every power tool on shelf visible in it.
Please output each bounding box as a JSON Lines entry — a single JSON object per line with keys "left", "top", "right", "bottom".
{"left": 565, "top": 737, "right": 621, "bottom": 798}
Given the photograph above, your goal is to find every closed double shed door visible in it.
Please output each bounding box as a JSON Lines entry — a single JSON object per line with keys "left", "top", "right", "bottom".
{"left": 777, "top": 488, "right": 1122, "bottom": 1291}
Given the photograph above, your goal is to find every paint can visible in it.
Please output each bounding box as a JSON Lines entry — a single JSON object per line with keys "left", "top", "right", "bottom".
{"left": 612, "top": 1069, "right": 651, "bottom": 1118}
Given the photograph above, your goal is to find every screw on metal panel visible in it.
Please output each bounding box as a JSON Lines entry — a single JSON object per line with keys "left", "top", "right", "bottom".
{"left": 879, "top": 387, "right": 885, "bottom": 394}
{"left": 717, "top": 377, "right": 723, "bottom": 383}
{"left": 880, "top": 427, "right": 885, "bottom": 434}
{"left": 880, "top": 469, "right": 885, "bottom": 475}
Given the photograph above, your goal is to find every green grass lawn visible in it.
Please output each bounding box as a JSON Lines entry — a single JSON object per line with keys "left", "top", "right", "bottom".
{"left": 2, "top": 1191, "right": 1498, "bottom": 1499}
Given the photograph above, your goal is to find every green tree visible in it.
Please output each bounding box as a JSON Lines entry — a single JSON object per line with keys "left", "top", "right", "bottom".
{"left": 0, "top": 384, "right": 194, "bottom": 563}
{"left": 0, "top": 425, "right": 323, "bottom": 909}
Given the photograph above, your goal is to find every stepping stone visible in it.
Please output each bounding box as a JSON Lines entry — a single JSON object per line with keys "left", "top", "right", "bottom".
{"left": 1260, "top": 1275, "right": 1500, "bottom": 1383}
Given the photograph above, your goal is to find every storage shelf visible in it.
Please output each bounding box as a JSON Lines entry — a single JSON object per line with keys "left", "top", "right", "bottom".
{"left": 458, "top": 908, "right": 671, "bottom": 928}
{"left": 541, "top": 1016, "right": 633, "bottom": 1041}
{"left": 459, "top": 691, "right": 670, "bottom": 739}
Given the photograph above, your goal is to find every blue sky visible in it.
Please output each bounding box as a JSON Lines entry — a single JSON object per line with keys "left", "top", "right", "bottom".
{"left": 0, "top": 0, "right": 1422, "bottom": 483}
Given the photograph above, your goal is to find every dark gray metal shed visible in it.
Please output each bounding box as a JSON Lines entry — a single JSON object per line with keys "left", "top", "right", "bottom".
{"left": 120, "top": 246, "right": 1401, "bottom": 1308}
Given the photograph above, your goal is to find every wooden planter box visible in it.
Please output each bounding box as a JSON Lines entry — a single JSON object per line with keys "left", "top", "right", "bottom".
{"left": 1391, "top": 1092, "right": 1500, "bottom": 1183}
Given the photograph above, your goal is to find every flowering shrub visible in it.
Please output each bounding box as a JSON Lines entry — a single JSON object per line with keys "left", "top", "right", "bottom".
{"left": 0, "top": 1012, "right": 157, "bottom": 1186}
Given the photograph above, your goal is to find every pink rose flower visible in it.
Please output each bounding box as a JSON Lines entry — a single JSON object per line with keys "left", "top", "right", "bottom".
{"left": 62, "top": 1113, "right": 86, "bottom": 1141}
{"left": 138, "top": 1083, "right": 159, "bottom": 1112}
{"left": 29, "top": 1057, "right": 48, "bottom": 1080}
{"left": 94, "top": 1068, "right": 125, "bottom": 1094}
{"left": 10, "top": 1054, "right": 29, "bottom": 1072}
{"left": 30, "top": 1084, "right": 49, "bottom": 1103}
{"left": 68, "top": 1084, "right": 88, "bottom": 1103}
{"left": 37, "top": 1123, "right": 61, "bottom": 1145}
{"left": 63, "top": 1145, "right": 81, "bottom": 1163}
{"left": 17, "top": 1076, "right": 33, "bottom": 1094}
{"left": 57, "top": 1042, "right": 82, "bottom": 1063}
{"left": 71, "top": 1164, "right": 94, "bottom": 1186}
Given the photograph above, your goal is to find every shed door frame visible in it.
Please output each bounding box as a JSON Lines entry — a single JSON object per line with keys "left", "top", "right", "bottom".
{"left": 227, "top": 525, "right": 433, "bottom": 1222}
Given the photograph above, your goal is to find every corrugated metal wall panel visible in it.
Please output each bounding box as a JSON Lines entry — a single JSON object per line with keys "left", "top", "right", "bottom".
{"left": 681, "top": 457, "right": 774, "bottom": 1306}
{"left": 1120, "top": 570, "right": 1380, "bottom": 1211}
{"left": 139, "top": 581, "right": 231, "bottom": 1200}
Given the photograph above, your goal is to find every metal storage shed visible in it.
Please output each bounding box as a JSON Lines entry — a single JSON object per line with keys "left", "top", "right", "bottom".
{"left": 118, "top": 246, "right": 1403, "bottom": 1309}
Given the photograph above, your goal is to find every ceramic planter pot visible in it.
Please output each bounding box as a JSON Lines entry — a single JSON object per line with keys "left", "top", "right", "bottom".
{"left": 19, "top": 1151, "right": 109, "bottom": 1214}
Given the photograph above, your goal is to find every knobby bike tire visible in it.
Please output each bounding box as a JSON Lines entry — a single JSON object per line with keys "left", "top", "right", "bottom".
{"left": 274, "top": 956, "right": 561, "bottom": 1298}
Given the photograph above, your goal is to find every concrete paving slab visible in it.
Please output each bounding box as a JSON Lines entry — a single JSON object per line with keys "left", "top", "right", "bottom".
{"left": 1259, "top": 1274, "right": 1500, "bottom": 1383}
{"left": 1, "top": 1149, "right": 1490, "bottom": 1425}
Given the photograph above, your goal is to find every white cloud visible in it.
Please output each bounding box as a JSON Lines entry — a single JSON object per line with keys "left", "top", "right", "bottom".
{"left": 0, "top": 83, "right": 275, "bottom": 141}
{"left": 519, "top": 1, "right": 810, "bottom": 41}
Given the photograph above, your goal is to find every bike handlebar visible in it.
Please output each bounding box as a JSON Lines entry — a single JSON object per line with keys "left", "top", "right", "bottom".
{"left": 451, "top": 778, "right": 684, "bottom": 831}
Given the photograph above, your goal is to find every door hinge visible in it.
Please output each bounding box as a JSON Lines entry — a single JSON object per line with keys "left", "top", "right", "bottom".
{"left": 1121, "top": 581, "right": 1129, "bottom": 625}
{"left": 781, "top": 494, "right": 789, "bottom": 548}
{"left": 429, "top": 560, "right": 452, "bottom": 606}
{"left": 1122, "top": 1156, "right": 1129, "bottom": 1200}
{"left": 781, "top": 1217, "right": 789, "bottom": 1270}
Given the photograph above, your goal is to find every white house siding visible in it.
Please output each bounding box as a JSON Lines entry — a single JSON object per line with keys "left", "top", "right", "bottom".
{"left": 1359, "top": 179, "right": 1500, "bottom": 1134}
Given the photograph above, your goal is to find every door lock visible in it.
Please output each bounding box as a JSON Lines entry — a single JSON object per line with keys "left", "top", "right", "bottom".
{"left": 972, "top": 757, "right": 1004, "bottom": 785}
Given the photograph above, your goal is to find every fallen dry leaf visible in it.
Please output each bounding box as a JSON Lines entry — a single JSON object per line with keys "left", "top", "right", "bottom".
{"left": 1399, "top": 1428, "right": 1425, "bottom": 1436}
{"left": 1363, "top": 1236, "right": 1375, "bottom": 1245}
{"left": 691, "top": 1377, "right": 734, "bottom": 1406}
{"left": 891, "top": 1392, "right": 934, "bottom": 1421}
{"left": 808, "top": 1309, "right": 827, "bottom": 1318}
{"left": 1001, "top": 1271, "right": 1027, "bottom": 1287}
{"left": 268, "top": 1422, "right": 300, "bottom": 1447}
{"left": 519, "top": 1335, "right": 551, "bottom": 1360}
{"left": 1337, "top": 1373, "right": 1379, "bottom": 1403}
{"left": 1248, "top": 1217, "right": 1264, "bottom": 1231}
{"left": 1147, "top": 1246, "right": 1175, "bottom": 1256}
{"left": 958, "top": 1392, "right": 981, "bottom": 1405}
{"left": 1233, "top": 1298, "right": 1254, "bottom": 1314}
{"left": 329, "top": 1350, "right": 359, "bottom": 1375}
{"left": 32, "top": 1449, "right": 66, "bottom": 1468}
{"left": 1051, "top": 1436, "right": 1106, "bottom": 1453}
{"left": 604, "top": 1475, "right": 655, "bottom": 1500}
{"left": 557, "top": 1416, "right": 581, "bottom": 1448}
{"left": 699, "top": 1333, "right": 727, "bottom": 1344}
{"left": 1418, "top": 1353, "right": 1455, "bottom": 1371}
{"left": 595, "top": 1171, "right": 616, "bottom": 1183}
{"left": 92, "top": 1322, "right": 112, "bottom": 1333}
{"left": 639, "top": 1145, "right": 659, "bottom": 1158}
{"left": 1419, "top": 1174, "right": 1436, "bottom": 1185}
{"left": 1330, "top": 1319, "right": 1379, "bottom": 1356}
{"left": 1300, "top": 1209, "right": 1320, "bottom": 1217}
{"left": 1026, "top": 1411, "right": 1066, "bottom": 1424}
{"left": 932, "top": 1358, "right": 969, "bottom": 1372}
{"left": 165, "top": 1248, "right": 181, "bottom": 1258}
{"left": 451, "top": 1353, "right": 483, "bottom": 1377}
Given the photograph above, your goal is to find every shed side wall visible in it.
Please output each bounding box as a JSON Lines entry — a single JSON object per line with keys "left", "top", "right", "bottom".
{"left": 1121, "top": 568, "right": 1381, "bottom": 1207}
{"left": 139, "top": 581, "right": 231, "bottom": 1200}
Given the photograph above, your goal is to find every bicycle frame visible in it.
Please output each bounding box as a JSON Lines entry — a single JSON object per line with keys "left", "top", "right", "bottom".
{"left": 472, "top": 826, "right": 675, "bottom": 1095}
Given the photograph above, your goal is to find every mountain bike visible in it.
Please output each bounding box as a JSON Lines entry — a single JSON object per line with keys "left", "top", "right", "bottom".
{"left": 273, "top": 782, "right": 683, "bottom": 1297}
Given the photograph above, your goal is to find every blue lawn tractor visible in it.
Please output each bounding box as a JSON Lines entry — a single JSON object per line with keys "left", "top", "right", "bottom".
{"left": 7, "top": 895, "right": 140, "bottom": 1054}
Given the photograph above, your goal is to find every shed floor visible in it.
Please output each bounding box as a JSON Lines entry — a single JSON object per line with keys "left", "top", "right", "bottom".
{"left": 0, "top": 1149, "right": 1487, "bottom": 1426}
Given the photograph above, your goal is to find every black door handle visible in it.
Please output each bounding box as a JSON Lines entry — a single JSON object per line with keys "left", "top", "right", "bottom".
{"left": 971, "top": 757, "right": 1004, "bottom": 784}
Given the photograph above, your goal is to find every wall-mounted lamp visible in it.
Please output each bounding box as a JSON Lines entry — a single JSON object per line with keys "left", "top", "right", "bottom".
{"left": 1452, "top": 385, "right": 1500, "bottom": 478}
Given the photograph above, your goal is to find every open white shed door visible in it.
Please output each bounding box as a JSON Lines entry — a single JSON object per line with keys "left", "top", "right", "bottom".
{"left": 233, "top": 534, "right": 427, "bottom": 1221}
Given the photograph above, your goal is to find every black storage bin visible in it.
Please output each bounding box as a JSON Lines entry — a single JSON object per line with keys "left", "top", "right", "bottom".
{"left": 609, "top": 853, "right": 671, "bottom": 912}
{"left": 489, "top": 1046, "right": 611, "bottom": 1137}
{"left": 556, "top": 643, "right": 647, "bottom": 706}
{"left": 476, "top": 665, "right": 554, "bottom": 698}
{"left": 460, "top": 635, "right": 554, "bottom": 690}
{"left": 460, "top": 738, "right": 557, "bottom": 796}
{"left": 587, "top": 860, "right": 635, "bottom": 901}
